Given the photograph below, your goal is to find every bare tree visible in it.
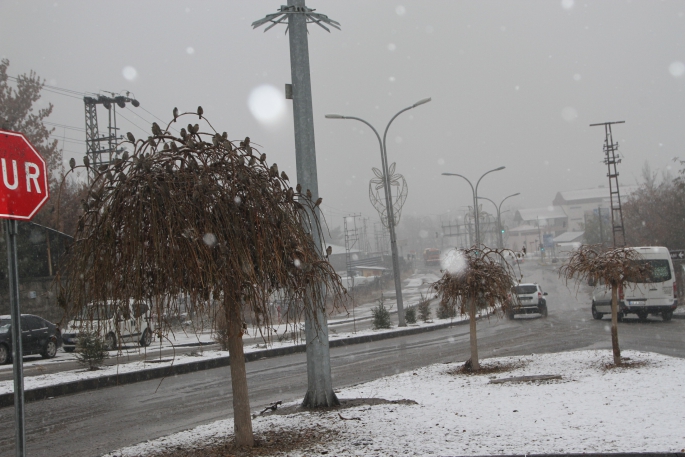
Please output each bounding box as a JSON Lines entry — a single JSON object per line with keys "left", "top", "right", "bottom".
{"left": 433, "top": 247, "right": 520, "bottom": 371}
{"left": 559, "top": 245, "right": 649, "bottom": 365}
{"left": 57, "top": 109, "right": 346, "bottom": 447}
{"left": 0, "top": 59, "right": 86, "bottom": 269}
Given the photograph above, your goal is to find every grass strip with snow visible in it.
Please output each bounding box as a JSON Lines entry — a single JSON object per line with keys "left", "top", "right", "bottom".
{"left": 106, "top": 350, "right": 685, "bottom": 456}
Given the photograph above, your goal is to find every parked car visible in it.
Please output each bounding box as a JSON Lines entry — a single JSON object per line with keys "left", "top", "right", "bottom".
{"left": 0, "top": 314, "right": 63, "bottom": 364}
{"left": 592, "top": 246, "right": 677, "bottom": 322}
{"left": 61, "top": 300, "right": 153, "bottom": 352}
{"left": 506, "top": 283, "right": 548, "bottom": 319}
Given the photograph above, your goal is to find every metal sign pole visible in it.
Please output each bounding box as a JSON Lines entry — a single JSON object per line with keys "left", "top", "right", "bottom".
{"left": 6, "top": 219, "right": 26, "bottom": 457}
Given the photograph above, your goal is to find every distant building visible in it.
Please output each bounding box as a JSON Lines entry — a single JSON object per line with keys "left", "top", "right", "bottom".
{"left": 552, "top": 186, "right": 638, "bottom": 232}
{"left": 509, "top": 206, "right": 567, "bottom": 252}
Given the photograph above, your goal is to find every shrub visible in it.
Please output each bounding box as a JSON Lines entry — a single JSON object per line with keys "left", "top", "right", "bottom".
{"left": 404, "top": 306, "right": 417, "bottom": 324}
{"left": 437, "top": 301, "right": 457, "bottom": 319}
{"left": 417, "top": 295, "right": 432, "bottom": 322}
{"left": 372, "top": 296, "right": 392, "bottom": 329}
{"left": 75, "top": 332, "right": 110, "bottom": 371}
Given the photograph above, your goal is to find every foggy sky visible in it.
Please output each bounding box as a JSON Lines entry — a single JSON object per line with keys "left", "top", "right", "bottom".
{"left": 2, "top": 0, "right": 684, "bottom": 228}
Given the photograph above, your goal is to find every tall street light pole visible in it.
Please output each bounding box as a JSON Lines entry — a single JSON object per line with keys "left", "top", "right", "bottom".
{"left": 326, "top": 97, "right": 431, "bottom": 327}
{"left": 478, "top": 193, "right": 520, "bottom": 249}
{"left": 442, "top": 167, "right": 505, "bottom": 248}
{"left": 253, "top": 0, "right": 341, "bottom": 408}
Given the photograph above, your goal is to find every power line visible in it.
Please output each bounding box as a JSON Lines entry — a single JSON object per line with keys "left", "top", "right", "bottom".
{"left": 115, "top": 110, "right": 149, "bottom": 136}
{"left": 44, "top": 121, "right": 85, "bottom": 132}
{"left": 49, "top": 134, "right": 85, "bottom": 144}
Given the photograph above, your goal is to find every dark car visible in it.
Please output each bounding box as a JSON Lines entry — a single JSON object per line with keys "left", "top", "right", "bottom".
{"left": 0, "top": 314, "right": 63, "bottom": 364}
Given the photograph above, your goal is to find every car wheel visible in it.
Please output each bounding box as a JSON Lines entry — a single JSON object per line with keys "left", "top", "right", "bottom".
{"left": 41, "top": 340, "right": 57, "bottom": 359}
{"left": 637, "top": 311, "right": 648, "bottom": 322}
{"left": 539, "top": 305, "right": 548, "bottom": 318}
{"left": 662, "top": 310, "right": 673, "bottom": 322}
{"left": 63, "top": 347, "right": 75, "bottom": 353}
{"left": 139, "top": 328, "right": 152, "bottom": 347}
{"left": 105, "top": 333, "right": 117, "bottom": 351}
{"left": 591, "top": 304, "right": 603, "bottom": 320}
{"left": 0, "top": 344, "right": 9, "bottom": 364}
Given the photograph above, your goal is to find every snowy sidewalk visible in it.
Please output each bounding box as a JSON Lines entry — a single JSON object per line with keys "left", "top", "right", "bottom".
{"left": 107, "top": 350, "right": 685, "bottom": 456}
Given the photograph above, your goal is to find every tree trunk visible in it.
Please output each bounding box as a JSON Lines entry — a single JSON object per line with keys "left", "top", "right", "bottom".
{"left": 469, "top": 296, "right": 479, "bottom": 371}
{"left": 226, "top": 306, "right": 254, "bottom": 447}
{"left": 610, "top": 283, "right": 621, "bottom": 366}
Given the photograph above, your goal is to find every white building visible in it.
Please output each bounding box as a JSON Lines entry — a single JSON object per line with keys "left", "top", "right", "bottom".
{"left": 552, "top": 186, "right": 638, "bottom": 232}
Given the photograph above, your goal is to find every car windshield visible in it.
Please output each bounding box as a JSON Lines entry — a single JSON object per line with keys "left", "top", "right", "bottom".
{"left": 0, "top": 319, "right": 10, "bottom": 334}
{"left": 514, "top": 285, "right": 538, "bottom": 295}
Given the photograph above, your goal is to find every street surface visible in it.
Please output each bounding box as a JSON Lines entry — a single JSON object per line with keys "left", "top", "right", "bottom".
{"left": 1, "top": 261, "right": 684, "bottom": 456}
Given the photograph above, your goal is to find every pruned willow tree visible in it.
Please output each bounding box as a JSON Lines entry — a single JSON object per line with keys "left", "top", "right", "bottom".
{"left": 559, "top": 245, "right": 649, "bottom": 366}
{"left": 56, "top": 108, "right": 346, "bottom": 447}
{"left": 433, "top": 247, "right": 521, "bottom": 372}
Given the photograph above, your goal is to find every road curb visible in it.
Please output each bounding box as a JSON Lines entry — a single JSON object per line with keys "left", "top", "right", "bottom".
{"left": 498, "top": 454, "right": 685, "bottom": 457}
{"left": 0, "top": 319, "right": 467, "bottom": 408}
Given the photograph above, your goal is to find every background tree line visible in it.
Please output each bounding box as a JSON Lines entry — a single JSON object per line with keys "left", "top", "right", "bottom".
{"left": 0, "top": 59, "right": 85, "bottom": 280}
{"left": 581, "top": 164, "right": 685, "bottom": 251}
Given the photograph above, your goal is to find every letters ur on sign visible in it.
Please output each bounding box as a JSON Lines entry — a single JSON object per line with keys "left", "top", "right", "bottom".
{"left": 0, "top": 129, "right": 50, "bottom": 221}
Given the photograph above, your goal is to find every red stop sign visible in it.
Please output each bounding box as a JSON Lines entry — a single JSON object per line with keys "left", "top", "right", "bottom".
{"left": 0, "top": 129, "right": 50, "bottom": 220}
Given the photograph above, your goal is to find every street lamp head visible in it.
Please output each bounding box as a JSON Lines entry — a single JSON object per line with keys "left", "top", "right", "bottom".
{"left": 494, "top": 166, "right": 506, "bottom": 171}
{"left": 325, "top": 114, "right": 345, "bottom": 119}
{"left": 412, "top": 97, "right": 432, "bottom": 108}
{"left": 511, "top": 192, "right": 521, "bottom": 197}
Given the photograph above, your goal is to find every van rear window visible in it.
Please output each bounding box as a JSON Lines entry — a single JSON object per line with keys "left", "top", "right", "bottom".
{"left": 628, "top": 259, "right": 672, "bottom": 283}
{"left": 514, "top": 285, "right": 538, "bottom": 294}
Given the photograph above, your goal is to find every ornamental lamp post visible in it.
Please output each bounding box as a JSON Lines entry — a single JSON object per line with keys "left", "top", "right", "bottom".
{"left": 477, "top": 192, "right": 520, "bottom": 249}
{"left": 442, "top": 166, "right": 505, "bottom": 249}
{"left": 326, "top": 97, "right": 431, "bottom": 327}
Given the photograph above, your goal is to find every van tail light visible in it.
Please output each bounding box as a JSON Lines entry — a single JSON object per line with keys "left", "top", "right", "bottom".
{"left": 619, "top": 284, "right": 624, "bottom": 300}
{"left": 538, "top": 292, "right": 542, "bottom": 301}
{"left": 674, "top": 281, "right": 677, "bottom": 298}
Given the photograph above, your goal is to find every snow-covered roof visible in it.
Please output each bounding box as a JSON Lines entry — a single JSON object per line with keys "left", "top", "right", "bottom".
{"left": 327, "top": 243, "right": 361, "bottom": 255}
{"left": 508, "top": 224, "right": 539, "bottom": 233}
{"left": 553, "top": 231, "right": 585, "bottom": 243}
{"left": 515, "top": 206, "right": 567, "bottom": 222}
{"left": 553, "top": 186, "right": 639, "bottom": 205}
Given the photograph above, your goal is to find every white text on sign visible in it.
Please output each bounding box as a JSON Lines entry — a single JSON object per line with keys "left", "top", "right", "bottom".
{"left": 1, "top": 159, "right": 42, "bottom": 193}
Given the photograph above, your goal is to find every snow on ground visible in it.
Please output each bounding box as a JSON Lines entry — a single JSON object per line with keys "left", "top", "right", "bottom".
{"left": 106, "top": 350, "right": 685, "bottom": 456}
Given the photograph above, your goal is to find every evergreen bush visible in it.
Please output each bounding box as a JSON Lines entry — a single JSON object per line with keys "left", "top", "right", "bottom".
{"left": 372, "top": 295, "right": 392, "bottom": 329}
{"left": 404, "top": 306, "right": 417, "bottom": 324}
{"left": 437, "top": 301, "right": 457, "bottom": 319}
{"left": 417, "top": 294, "right": 432, "bottom": 322}
{"left": 75, "top": 332, "right": 110, "bottom": 371}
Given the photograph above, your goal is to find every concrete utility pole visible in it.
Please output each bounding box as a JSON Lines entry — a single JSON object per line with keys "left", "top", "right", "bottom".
{"left": 253, "top": 0, "right": 341, "bottom": 408}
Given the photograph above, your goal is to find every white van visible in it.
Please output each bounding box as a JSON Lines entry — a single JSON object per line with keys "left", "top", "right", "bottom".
{"left": 62, "top": 300, "right": 153, "bottom": 352}
{"left": 592, "top": 246, "right": 678, "bottom": 322}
